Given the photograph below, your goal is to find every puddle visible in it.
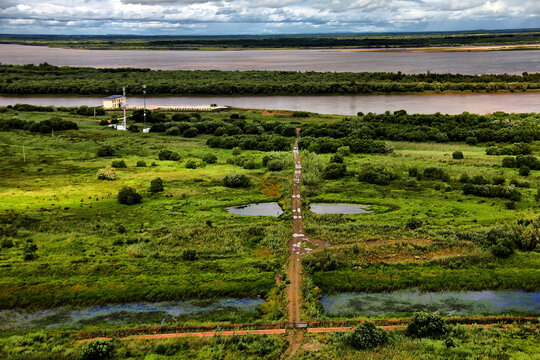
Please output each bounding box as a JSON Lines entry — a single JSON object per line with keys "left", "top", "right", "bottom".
{"left": 321, "top": 290, "right": 540, "bottom": 316}
{"left": 226, "top": 203, "right": 283, "bottom": 216}
{"left": 310, "top": 203, "right": 372, "bottom": 214}
{"left": 0, "top": 298, "right": 265, "bottom": 330}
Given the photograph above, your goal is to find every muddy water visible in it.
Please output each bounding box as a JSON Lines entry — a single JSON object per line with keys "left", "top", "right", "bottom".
{"left": 1, "top": 44, "right": 539, "bottom": 74}
{"left": 0, "top": 298, "right": 264, "bottom": 330}
{"left": 2, "top": 92, "right": 539, "bottom": 115}
{"left": 321, "top": 290, "right": 540, "bottom": 316}
{"left": 226, "top": 203, "right": 283, "bottom": 217}
{"left": 310, "top": 203, "right": 372, "bottom": 214}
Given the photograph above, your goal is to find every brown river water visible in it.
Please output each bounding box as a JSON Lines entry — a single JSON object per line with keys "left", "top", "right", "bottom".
{"left": 1, "top": 44, "right": 539, "bottom": 74}
{"left": 1, "top": 93, "right": 539, "bottom": 115}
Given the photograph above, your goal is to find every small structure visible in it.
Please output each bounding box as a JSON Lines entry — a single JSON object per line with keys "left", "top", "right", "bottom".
{"left": 103, "top": 95, "right": 126, "bottom": 109}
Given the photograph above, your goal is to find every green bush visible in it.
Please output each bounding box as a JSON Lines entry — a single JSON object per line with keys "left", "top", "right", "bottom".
{"left": 223, "top": 174, "right": 250, "bottom": 188}
{"left": 181, "top": 249, "right": 198, "bottom": 261}
{"left": 406, "top": 217, "right": 423, "bottom": 230}
{"left": 408, "top": 167, "right": 418, "bottom": 177}
{"left": 242, "top": 159, "right": 258, "bottom": 169}
{"left": 136, "top": 160, "right": 146, "bottom": 167}
{"left": 96, "top": 145, "right": 115, "bottom": 157}
{"left": 358, "top": 165, "right": 398, "bottom": 185}
{"left": 519, "top": 165, "right": 530, "bottom": 176}
{"left": 342, "top": 322, "right": 388, "bottom": 350}
{"left": 337, "top": 146, "right": 351, "bottom": 157}
{"left": 80, "top": 340, "right": 114, "bottom": 360}
{"left": 111, "top": 160, "right": 126, "bottom": 168}
{"left": 149, "top": 177, "right": 164, "bottom": 193}
{"left": 165, "top": 127, "right": 180, "bottom": 136}
{"left": 452, "top": 151, "right": 464, "bottom": 160}
{"left": 423, "top": 167, "right": 450, "bottom": 182}
{"left": 406, "top": 313, "right": 448, "bottom": 338}
{"left": 96, "top": 167, "right": 116, "bottom": 181}
{"left": 99, "top": 119, "right": 108, "bottom": 126}
{"left": 158, "top": 150, "right": 180, "bottom": 161}
{"left": 22, "top": 239, "right": 38, "bottom": 261}
{"left": 323, "top": 163, "right": 347, "bottom": 179}
{"left": 182, "top": 127, "right": 198, "bottom": 138}
{"left": 202, "top": 153, "right": 217, "bottom": 164}
{"left": 465, "top": 136, "right": 478, "bottom": 145}
{"left": 492, "top": 176, "right": 505, "bottom": 185}
{"left": 232, "top": 147, "right": 241, "bottom": 156}
{"left": 185, "top": 160, "right": 197, "bottom": 169}
{"left": 502, "top": 157, "right": 517, "bottom": 168}
{"left": 330, "top": 154, "right": 344, "bottom": 163}
{"left": 117, "top": 186, "right": 142, "bottom": 205}
{"left": 491, "top": 238, "right": 515, "bottom": 258}
{"left": 267, "top": 159, "right": 285, "bottom": 171}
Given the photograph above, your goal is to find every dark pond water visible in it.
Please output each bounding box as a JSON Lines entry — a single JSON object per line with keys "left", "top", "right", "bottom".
{"left": 1, "top": 44, "right": 539, "bottom": 74}
{"left": 0, "top": 298, "right": 264, "bottom": 330}
{"left": 226, "top": 203, "right": 283, "bottom": 216}
{"left": 310, "top": 203, "right": 372, "bottom": 214}
{"left": 2, "top": 92, "right": 539, "bottom": 115}
{"left": 321, "top": 290, "right": 540, "bottom": 316}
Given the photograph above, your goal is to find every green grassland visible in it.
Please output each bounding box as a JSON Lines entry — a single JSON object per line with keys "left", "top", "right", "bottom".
{"left": 1, "top": 107, "right": 539, "bottom": 326}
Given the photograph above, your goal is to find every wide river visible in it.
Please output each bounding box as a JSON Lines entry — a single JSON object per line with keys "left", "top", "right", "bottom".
{"left": 2, "top": 93, "right": 539, "bottom": 115}
{"left": 1, "top": 44, "right": 539, "bottom": 74}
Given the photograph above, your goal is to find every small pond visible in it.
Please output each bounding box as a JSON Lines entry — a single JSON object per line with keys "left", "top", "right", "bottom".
{"left": 226, "top": 203, "right": 283, "bottom": 217}
{"left": 310, "top": 203, "right": 372, "bottom": 215}
{"left": 321, "top": 290, "right": 540, "bottom": 316}
{"left": 0, "top": 298, "right": 264, "bottom": 331}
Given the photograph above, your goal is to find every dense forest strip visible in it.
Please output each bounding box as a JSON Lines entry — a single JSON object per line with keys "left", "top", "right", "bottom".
{"left": 1, "top": 64, "right": 539, "bottom": 96}
{"left": 1, "top": 30, "right": 540, "bottom": 50}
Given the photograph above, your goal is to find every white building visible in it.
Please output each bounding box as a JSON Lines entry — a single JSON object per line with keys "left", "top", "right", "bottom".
{"left": 103, "top": 95, "right": 126, "bottom": 109}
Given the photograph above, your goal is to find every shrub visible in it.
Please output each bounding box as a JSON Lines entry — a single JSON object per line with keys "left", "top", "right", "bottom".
{"left": 117, "top": 186, "right": 142, "bottom": 205}
{"left": 423, "top": 167, "right": 450, "bottom": 182}
{"left": 96, "top": 145, "right": 114, "bottom": 157}
{"left": 408, "top": 167, "right": 418, "bottom": 177}
{"left": 323, "top": 163, "right": 347, "bottom": 179}
{"left": 502, "top": 157, "right": 517, "bottom": 168}
{"left": 510, "top": 179, "right": 530, "bottom": 188}
{"left": 406, "top": 313, "right": 448, "bottom": 338}
{"left": 136, "top": 160, "right": 147, "bottom": 167}
{"left": 111, "top": 160, "right": 127, "bottom": 168}
{"left": 491, "top": 238, "right": 515, "bottom": 258}
{"left": 342, "top": 322, "right": 388, "bottom": 350}
{"left": 117, "top": 224, "right": 126, "bottom": 234}
{"left": 149, "top": 177, "right": 164, "bottom": 193}
{"left": 181, "top": 249, "right": 198, "bottom": 261}
{"left": 182, "top": 127, "right": 198, "bottom": 138}
{"left": 231, "top": 147, "right": 242, "bottom": 155}
{"left": 202, "top": 153, "right": 217, "bottom": 164}
{"left": 242, "top": 159, "right": 258, "bottom": 170}
{"left": 452, "top": 151, "right": 464, "bottom": 160}
{"left": 492, "top": 176, "right": 505, "bottom": 185}
{"left": 128, "top": 124, "right": 139, "bottom": 133}
{"left": 80, "top": 340, "right": 114, "bottom": 360}
{"left": 505, "top": 201, "right": 516, "bottom": 210}
{"left": 99, "top": 119, "right": 108, "bottom": 126}
{"left": 358, "top": 165, "right": 398, "bottom": 185}
{"left": 267, "top": 159, "right": 285, "bottom": 171}
{"left": 96, "top": 167, "right": 116, "bottom": 181}
{"left": 519, "top": 165, "right": 530, "bottom": 176}
{"left": 330, "top": 154, "right": 344, "bottom": 163}
{"left": 223, "top": 174, "right": 250, "bottom": 188}
{"left": 462, "top": 184, "right": 521, "bottom": 201}
{"left": 406, "top": 217, "right": 423, "bottom": 230}
{"left": 337, "top": 146, "right": 351, "bottom": 157}
{"left": 185, "top": 160, "right": 197, "bottom": 169}
{"left": 465, "top": 136, "right": 478, "bottom": 145}
{"left": 158, "top": 150, "right": 180, "bottom": 161}
{"left": 459, "top": 174, "right": 470, "bottom": 183}
{"left": 165, "top": 127, "right": 180, "bottom": 136}
{"left": 22, "top": 239, "right": 38, "bottom": 261}
{"left": 292, "top": 111, "right": 309, "bottom": 117}
{"left": 516, "top": 155, "right": 540, "bottom": 170}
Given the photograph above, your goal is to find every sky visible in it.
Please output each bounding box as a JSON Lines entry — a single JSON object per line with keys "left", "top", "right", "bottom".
{"left": 0, "top": 0, "right": 538, "bottom": 35}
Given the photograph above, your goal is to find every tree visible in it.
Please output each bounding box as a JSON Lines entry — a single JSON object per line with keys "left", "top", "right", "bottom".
{"left": 223, "top": 174, "right": 250, "bottom": 188}
{"left": 202, "top": 153, "right": 217, "bottom": 164}
{"left": 149, "top": 177, "right": 164, "bottom": 193}
{"left": 96, "top": 145, "right": 115, "bottom": 157}
{"left": 117, "top": 186, "right": 142, "bottom": 205}
{"left": 519, "top": 165, "right": 530, "bottom": 176}
{"left": 323, "top": 163, "right": 347, "bottom": 179}
{"left": 80, "top": 340, "right": 114, "bottom": 360}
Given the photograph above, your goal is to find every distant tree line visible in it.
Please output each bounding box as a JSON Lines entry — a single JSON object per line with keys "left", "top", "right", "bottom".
{"left": 0, "top": 64, "right": 538, "bottom": 96}
{"left": 0, "top": 116, "right": 78, "bottom": 133}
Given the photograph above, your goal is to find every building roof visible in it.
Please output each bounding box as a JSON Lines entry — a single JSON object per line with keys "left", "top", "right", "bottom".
{"left": 104, "top": 95, "right": 124, "bottom": 100}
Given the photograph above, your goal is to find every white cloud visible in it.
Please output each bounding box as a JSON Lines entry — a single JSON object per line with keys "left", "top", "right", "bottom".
{"left": 0, "top": 0, "right": 538, "bottom": 34}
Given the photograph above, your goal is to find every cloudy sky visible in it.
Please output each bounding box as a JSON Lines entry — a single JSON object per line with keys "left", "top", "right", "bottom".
{"left": 0, "top": 0, "right": 538, "bottom": 35}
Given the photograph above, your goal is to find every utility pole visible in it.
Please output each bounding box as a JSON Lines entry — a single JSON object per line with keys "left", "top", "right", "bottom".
{"left": 143, "top": 84, "right": 147, "bottom": 131}
{"left": 93, "top": 108, "right": 96, "bottom": 119}
{"left": 122, "top": 86, "right": 126, "bottom": 130}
